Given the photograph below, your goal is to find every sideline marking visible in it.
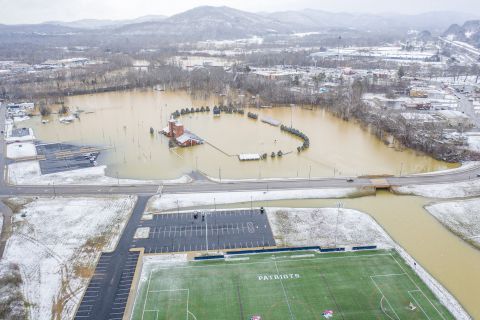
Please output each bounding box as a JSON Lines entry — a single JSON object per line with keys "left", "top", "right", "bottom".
{"left": 389, "top": 254, "right": 447, "bottom": 320}
{"left": 408, "top": 290, "right": 432, "bottom": 320}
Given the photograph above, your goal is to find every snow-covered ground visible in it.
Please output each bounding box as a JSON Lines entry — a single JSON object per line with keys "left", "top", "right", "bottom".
{"left": 467, "top": 135, "right": 480, "bottom": 152}
{"left": 4, "top": 120, "right": 35, "bottom": 142}
{"left": 267, "top": 208, "right": 393, "bottom": 248}
{"left": 2, "top": 196, "right": 136, "bottom": 320}
{"left": 6, "top": 142, "right": 37, "bottom": 159}
{"left": 0, "top": 262, "right": 27, "bottom": 319}
{"left": 394, "top": 179, "right": 480, "bottom": 198}
{"left": 147, "top": 187, "right": 369, "bottom": 212}
{"left": 409, "top": 161, "right": 478, "bottom": 177}
{"left": 426, "top": 199, "right": 480, "bottom": 248}
{"left": 7, "top": 161, "right": 191, "bottom": 185}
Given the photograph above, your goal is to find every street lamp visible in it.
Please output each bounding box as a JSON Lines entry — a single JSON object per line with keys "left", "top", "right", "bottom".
{"left": 334, "top": 202, "right": 344, "bottom": 247}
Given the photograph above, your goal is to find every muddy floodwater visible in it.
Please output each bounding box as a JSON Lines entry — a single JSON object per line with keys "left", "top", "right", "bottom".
{"left": 23, "top": 89, "right": 456, "bottom": 179}
{"left": 183, "top": 192, "right": 480, "bottom": 319}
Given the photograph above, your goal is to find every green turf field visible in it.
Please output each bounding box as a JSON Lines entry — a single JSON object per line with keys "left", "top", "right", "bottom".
{"left": 131, "top": 250, "right": 454, "bottom": 320}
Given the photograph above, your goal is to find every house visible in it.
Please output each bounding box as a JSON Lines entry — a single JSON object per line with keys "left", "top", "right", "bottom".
{"left": 162, "top": 118, "right": 203, "bottom": 147}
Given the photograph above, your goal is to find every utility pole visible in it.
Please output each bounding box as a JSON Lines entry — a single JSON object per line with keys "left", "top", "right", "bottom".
{"left": 334, "top": 202, "right": 343, "bottom": 247}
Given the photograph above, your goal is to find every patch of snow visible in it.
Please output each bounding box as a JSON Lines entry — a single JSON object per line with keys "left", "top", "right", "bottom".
{"left": 3, "top": 196, "right": 136, "bottom": 320}
{"left": 7, "top": 161, "right": 192, "bottom": 185}
{"left": 147, "top": 188, "right": 365, "bottom": 212}
{"left": 13, "top": 116, "right": 30, "bottom": 123}
{"left": 426, "top": 199, "right": 480, "bottom": 248}
{"left": 134, "top": 227, "right": 150, "bottom": 239}
{"left": 393, "top": 179, "right": 480, "bottom": 198}
{"left": 6, "top": 142, "right": 37, "bottom": 159}
{"left": 266, "top": 208, "right": 393, "bottom": 248}
{"left": 409, "top": 161, "right": 478, "bottom": 176}
{"left": 467, "top": 136, "right": 480, "bottom": 152}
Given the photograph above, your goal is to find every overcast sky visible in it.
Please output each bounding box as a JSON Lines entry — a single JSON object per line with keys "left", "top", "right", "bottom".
{"left": 0, "top": 0, "right": 479, "bottom": 24}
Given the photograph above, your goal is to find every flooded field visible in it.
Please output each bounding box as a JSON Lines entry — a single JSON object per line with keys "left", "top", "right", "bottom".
{"left": 23, "top": 89, "right": 456, "bottom": 179}
{"left": 185, "top": 192, "right": 480, "bottom": 319}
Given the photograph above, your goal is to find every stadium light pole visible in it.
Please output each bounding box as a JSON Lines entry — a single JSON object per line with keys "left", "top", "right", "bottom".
{"left": 334, "top": 202, "right": 343, "bottom": 247}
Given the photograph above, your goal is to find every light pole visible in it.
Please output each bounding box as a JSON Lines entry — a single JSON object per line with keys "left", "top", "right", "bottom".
{"left": 334, "top": 202, "right": 343, "bottom": 247}
{"left": 176, "top": 200, "right": 179, "bottom": 215}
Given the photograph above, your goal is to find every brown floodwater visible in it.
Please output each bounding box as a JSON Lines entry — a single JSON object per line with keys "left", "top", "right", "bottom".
{"left": 185, "top": 192, "right": 480, "bottom": 319}
{"left": 23, "top": 89, "right": 455, "bottom": 179}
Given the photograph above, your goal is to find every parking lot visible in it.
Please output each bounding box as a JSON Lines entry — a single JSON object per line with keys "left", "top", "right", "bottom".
{"left": 74, "top": 251, "right": 140, "bottom": 320}
{"left": 134, "top": 209, "right": 276, "bottom": 254}
{"left": 36, "top": 142, "right": 99, "bottom": 174}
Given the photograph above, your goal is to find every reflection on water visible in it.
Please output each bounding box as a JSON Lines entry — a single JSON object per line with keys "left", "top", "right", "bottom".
{"left": 184, "top": 192, "right": 480, "bottom": 319}
{"left": 23, "top": 89, "right": 456, "bottom": 179}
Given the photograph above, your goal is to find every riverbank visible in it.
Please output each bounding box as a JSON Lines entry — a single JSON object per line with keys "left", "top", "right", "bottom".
{"left": 146, "top": 187, "right": 374, "bottom": 212}
{"left": 393, "top": 178, "right": 480, "bottom": 198}
{"left": 426, "top": 199, "right": 480, "bottom": 249}
{"left": 7, "top": 161, "right": 191, "bottom": 185}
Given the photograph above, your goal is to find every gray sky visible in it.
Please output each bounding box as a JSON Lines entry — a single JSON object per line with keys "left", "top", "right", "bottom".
{"left": 0, "top": 0, "right": 479, "bottom": 24}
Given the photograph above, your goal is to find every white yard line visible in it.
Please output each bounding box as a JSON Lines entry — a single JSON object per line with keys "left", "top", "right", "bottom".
{"left": 141, "top": 271, "right": 152, "bottom": 320}
{"left": 408, "top": 290, "right": 432, "bottom": 320}
{"left": 274, "top": 260, "right": 295, "bottom": 320}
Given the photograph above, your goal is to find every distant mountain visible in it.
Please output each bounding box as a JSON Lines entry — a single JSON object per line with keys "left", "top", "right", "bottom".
{"left": 0, "top": 6, "right": 478, "bottom": 43}
{"left": 115, "top": 6, "right": 291, "bottom": 39}
{"left": 0, "top": 23, "right": 82, "bottom": 34}
{"left": 266, "top": 10, "right": 479, "bottom": 34}
{"left": 44, "top": 15, "right": 167, "bottom": 30}
{"left": 444, "top": 20, "right": 480, "bottom": 47}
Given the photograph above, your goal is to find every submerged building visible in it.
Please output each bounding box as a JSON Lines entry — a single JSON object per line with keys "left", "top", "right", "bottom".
{"left": 162, "top": 118, "right": 203, "bottom": 147}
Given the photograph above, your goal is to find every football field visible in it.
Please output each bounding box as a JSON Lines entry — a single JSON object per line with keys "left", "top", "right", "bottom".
{"left": 131, "top": 250, "right": 454, "bottom": 320}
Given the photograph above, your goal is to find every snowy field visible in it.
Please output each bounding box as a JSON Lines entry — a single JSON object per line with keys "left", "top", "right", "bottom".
{"left": 266, "top": 207, "right": 393, "bottom": 248}
{"left": 147, "top": 187, "right": 369, "bottom": 212}
{"left": 394, "top": 179, "right": 480, "bottom": 198}
{"left": 3, "top": 196, "right": 136, "bottom": 320}
{"left": 426, "top": 199, "right": 480, "bottom": 248}
{"left": 467, "top": 135, "right": 480, "bottom": 152}
{"left": 7, "top": 161, "right": 191, "bottom": 185}
{"left": 6, "top": 142, "right": 37, "bottom": 159}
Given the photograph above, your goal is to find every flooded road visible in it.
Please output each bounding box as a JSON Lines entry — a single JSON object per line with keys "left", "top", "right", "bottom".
{"left": 184, "top": 192, "right": 480, "bottom": 319}
{"left": 23, "top": 89, "right": 455, "bottom": 179}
